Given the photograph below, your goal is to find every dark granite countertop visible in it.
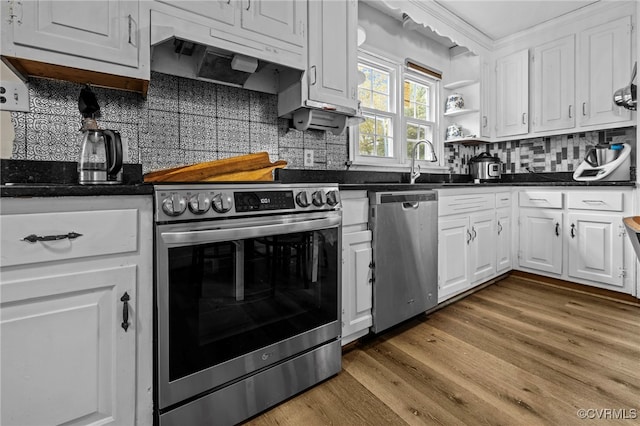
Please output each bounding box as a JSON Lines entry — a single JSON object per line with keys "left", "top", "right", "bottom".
{"left": 1, "top": 159, "right": 153, "bottom": 198}
{"left": 276, "top": 169, "right": 636, "bottom": 191}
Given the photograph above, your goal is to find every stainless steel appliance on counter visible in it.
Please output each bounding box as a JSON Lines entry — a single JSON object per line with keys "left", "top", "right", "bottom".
{"left": 469, "top": 152, "right": 501, "bottom": 181}
{"left": 368, "top": 190, "right": 438, "bottom": 333}
{"left": 153, "top": 183, "right": 342, "bottom": 426}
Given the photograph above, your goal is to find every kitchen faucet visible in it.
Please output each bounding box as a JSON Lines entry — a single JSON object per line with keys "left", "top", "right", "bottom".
{"left": 409, "top": 139, "right": 438, "bottom": 184}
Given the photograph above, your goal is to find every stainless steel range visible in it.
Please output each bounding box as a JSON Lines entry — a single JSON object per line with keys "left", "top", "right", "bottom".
{"left": 153, "top": 183, "right": 342, "bottom": 425}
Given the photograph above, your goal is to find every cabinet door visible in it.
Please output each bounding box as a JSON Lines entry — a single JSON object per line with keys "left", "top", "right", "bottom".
{"left": 1, "top": 266, "right": 137, "bottom": 426}
{"left": 469, "top": 211, "right": 496, "bottom": 283}
{"left": 480, "top": 60, "right": 491, "bottom": 138}
{"left": 12, "top": 0, "right": 139, "bottom": 68}
{"left": 155, "top": 0, "right": 236, "bottom": 26}
{"left": 341, "top": 231, "right": 373, "bottom": 344}
{"left": 241, "top": 0, "right": 305, "bottom": 48}
{"left": 496, "top": 208, "right": 512, "bottom": 273}
{"left": 519, "top": 209, "right": 563, "bottom": 274}
{"left": 533, "top": 35, "right": 575, "bottom": 132}
{"left": 438, "top": 216, "right": 471, "bottom": 302}
{"left": 496, "top": 49, "right": 529, "bottom": 137}
{"left": 578, "top": 15, "right": 632, "bottom": 126}
{"left": 307, "top": 0, "right": 358, "bottom": 110}
{"left": 567, "top": 213, "right": 625, "bottom": 287}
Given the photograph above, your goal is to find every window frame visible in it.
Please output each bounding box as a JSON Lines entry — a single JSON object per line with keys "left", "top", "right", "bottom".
{"left": 403, "top": 70, "right": 441, "bottom": 165}
{"left": 353, "top": 52, "right": 401, "bottom": 166}
{"left": 350, "top": 50, "right": 442, "bottom": 170}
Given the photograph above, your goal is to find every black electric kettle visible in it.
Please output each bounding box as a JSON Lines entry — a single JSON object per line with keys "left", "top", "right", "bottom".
{"left": 77, "top": 118, "right": 123, "bottom": 185}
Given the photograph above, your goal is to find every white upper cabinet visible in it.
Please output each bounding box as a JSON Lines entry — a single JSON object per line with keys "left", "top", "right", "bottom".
{"left": 532, "top": 35, "right": 575, "bottom": 132}
{"left": 480, "top": 60, "right": 492, "bottom": 138}
{"left": 155, "top": 0, "right": 236, "bottom": 26}
{"left": 578, "top": 15, "right": 633, "bottom": 127}
{"left": 9, "top": 0, "right": 139, "bottom": 68}
{"left": 496, "top": 49, "right": 529, "bottom": 137}
{"left": 1, "top": 0, "right": 148, "bottom": 92}
{"left": 307, "top": 0, "right": 358, "bottom": 110}
{"left": 241, "top": 0, "right": 305, "bottom": 49}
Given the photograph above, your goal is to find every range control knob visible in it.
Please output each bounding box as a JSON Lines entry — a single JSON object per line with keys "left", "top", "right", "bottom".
{"left": 212, "top": 192, "right": 233, "bottom": 213}
{"left": 162, "top": 193, "right": 187, "bottom": 217}
{"left": 326, "top": 190, "right": 340, "bottom": 206}
{"left": 296, "top": 190, "right": 311, "bottom": 207}
{"left": 188, "top": 193, "right": 211, "bottom": 214}
{"left": 312, "top": 190, "right": 327, "bottom": 207}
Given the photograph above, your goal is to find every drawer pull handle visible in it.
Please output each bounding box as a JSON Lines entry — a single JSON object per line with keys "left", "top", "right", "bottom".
{"left": 471, "top": 226, "right": 477, "bottom": 240}
{"left": 121, "top": 292, "right": 130, "bottom": 332}
{"left": 529, "top": 198, "right": 548, "bottom": 202}
{"left": 466, "top": 229, "right": 472, "bottom": 244}
{"left": 582, "top": 200, "right": 604, "bottom": 204}
{"left": 570, "top": 223, "right": 576, "bottom": 238}
{"left": 497, "top": 221, "right": 503, "bottom": 235}
{"left": 555, "top": 223, "right": 560, "bottom": 237}
{"left": 22, "top": 232, "right": 83, "bottom": 243}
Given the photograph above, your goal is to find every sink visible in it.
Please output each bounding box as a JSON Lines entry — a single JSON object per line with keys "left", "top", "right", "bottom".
{"left": 623, "top": 217, "right": 640, "bottom": 261}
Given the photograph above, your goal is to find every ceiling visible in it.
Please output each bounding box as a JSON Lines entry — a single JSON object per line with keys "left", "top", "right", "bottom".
{"left": 434, "top": 0, "right": 600, "bottom": 40}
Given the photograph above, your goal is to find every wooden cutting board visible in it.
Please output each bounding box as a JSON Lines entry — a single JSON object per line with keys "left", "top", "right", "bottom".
{"left": 144, "top": 152, "right": 287, "bottom": 182}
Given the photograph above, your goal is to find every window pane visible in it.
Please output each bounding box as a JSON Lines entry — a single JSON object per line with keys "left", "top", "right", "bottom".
{"left": 359, "top": 88, "right": 372, "bottom": 109}
{"left": 372, "top": 93, "right": 389, "bottom": 111}
{"left": 359, "top": 134, "right": 374, "bottom": 155}
{"left": 406, "top": 123, "right": 433, "bottom": 160}
{"left": 373, "top": 71, "right": 389, "bottom": 95}
{"left": 358, "top": 65, "right": 372, "bottom": 90}
{"left": 404, "top": 80, "right": 430, "bottom": 121}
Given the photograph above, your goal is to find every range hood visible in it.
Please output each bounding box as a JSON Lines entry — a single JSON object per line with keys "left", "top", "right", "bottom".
{"left": 150, "top": 10, "right": 302, "bottom": 94}
{"left": 150, "top": 37, "right": 286, "bottom": 94}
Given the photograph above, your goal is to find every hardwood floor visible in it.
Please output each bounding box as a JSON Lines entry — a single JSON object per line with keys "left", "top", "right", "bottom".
{"left": 245, "top": 275, "right": 640, "bottom": 425}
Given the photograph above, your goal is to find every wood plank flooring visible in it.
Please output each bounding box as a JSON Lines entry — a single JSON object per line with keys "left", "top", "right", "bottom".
{"left": 245, "top": 275, "right": 640, "bottom": 425}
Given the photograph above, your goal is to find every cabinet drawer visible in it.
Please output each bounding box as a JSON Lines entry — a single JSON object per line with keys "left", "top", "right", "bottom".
{"left": 439, "top": 194, "right": 495, "bottom": 216}
{"left": 495, "top": 193, "right": 512, "bottom": 208}
{"left": 519, "top": 191, "right": 563, "bottom": 209}
{"left": 567, "top": 192, "right": 623, "bottom": 211}
{"left": 1, "top": 209, "right": 138, "bottom": 267}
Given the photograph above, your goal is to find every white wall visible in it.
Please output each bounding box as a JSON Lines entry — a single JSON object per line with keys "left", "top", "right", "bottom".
{"left": 358, "top": 2, "right": 451, "bottom": 77}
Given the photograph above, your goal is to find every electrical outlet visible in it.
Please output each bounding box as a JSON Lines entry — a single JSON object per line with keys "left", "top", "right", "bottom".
{"left": 0, "top": 80, "right": 30, "bottom": 112}
{"left": 304, "top": 149, "right": 314, "bottom": 167}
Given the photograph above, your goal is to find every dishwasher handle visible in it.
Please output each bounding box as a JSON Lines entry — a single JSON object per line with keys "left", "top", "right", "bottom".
{"left": 373, "top": 191, "right": 437, "bottom": 205}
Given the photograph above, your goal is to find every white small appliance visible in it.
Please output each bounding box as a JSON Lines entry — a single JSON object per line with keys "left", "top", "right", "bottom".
{"left": 573, "top": 143, "right": 632, "bottom": 181}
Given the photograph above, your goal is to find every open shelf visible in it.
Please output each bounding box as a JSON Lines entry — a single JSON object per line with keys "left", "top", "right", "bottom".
{"left": 443, "top": 79, "right": 478, "bottom": 90}
{"left": 444, "top": 136, "right": 491, "bottom": 146}
{"left": 444, "top": 108, "right": 478, "bottom": 117}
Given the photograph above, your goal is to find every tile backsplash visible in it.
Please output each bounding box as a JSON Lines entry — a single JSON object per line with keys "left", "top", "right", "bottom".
{"left": 10, "top": 72, "right": 348, "bottom": 173}
{"left": 444, "top": 127, "right": 637, "bottom": 175}
{"left": 10, "top": 72, "right": 635, "bottom": 178}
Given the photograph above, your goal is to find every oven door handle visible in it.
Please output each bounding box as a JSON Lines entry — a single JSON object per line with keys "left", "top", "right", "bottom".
{"left": 160, "top": 215, "right": 341, "bottom": 245}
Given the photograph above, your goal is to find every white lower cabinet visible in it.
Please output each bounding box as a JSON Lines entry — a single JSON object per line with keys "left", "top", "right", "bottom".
{"left": 0, "top": 195, "right": 153, "bottom": 426}
{"left": 469, "top": 211, "right": 497, "bottom": 283}
{"left": 341, "top": 230, "right": 373, "bottom": 344}
{"left": 340, "top": 191, "right": 373, "bottom": 345}
{"left": 1, "top": 267, "right": 137, "bottom": 426}
{"left": 438, "top": 216, "right": 473, "bottom": 301}
{"left": 437, "top": 190, "right": 507, "bottom": 303}
{"left": 516, "top": 188, "right": 635, "bottom": 295}
{"left": 519, "top": 208, "right": 564, "bottom": 274}
{"left": 567, "top": 213, "right": 626, "bottom": 287}
{"left": 496, "top": 207, "right": 513, "bottom": 273}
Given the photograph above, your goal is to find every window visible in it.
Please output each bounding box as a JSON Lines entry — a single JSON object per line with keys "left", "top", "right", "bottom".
{"left": 353, "top": 52, "right": 440, "bottom": 168}
{"left": 404, "top": 76, "right": 437, "bottom": 161}
{"left": 356, "top": 57, "right": 396, "bottom": 161}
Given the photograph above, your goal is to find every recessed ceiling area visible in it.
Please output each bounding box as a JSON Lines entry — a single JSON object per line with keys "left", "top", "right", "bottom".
{"left": 435, "top": 0, "right": 600, "bottom": 40}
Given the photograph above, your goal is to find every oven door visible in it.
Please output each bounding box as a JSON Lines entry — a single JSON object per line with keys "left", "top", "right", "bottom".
{"left": 155, "top": 211, "right": 341, "bottom": 410}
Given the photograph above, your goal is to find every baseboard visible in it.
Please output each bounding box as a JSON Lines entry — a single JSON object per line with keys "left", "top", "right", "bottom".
{"left": 510, "top": 270, "right": 640, "bottom": 306}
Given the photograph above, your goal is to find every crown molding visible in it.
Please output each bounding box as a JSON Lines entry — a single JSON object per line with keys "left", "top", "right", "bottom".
{"left": 373, "top": 0, "right": 493, "bottom": 55}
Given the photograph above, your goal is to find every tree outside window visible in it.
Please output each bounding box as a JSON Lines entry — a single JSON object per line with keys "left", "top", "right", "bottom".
{"left": 358, "top": 63, "right": 394, "bottom": 159}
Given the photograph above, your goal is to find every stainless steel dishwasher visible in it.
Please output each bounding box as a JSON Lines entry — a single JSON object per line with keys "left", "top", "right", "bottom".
{"left": 368, "top": 190, "right": 438, "bottom": 333}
